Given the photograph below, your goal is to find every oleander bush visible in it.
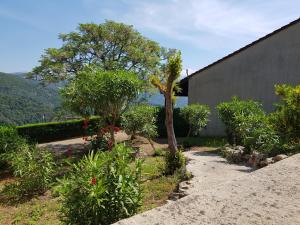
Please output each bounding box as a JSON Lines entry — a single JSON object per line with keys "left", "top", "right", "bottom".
{"left": 55, "top": 144, "right": 142, "bottom": 225}
{"left": 217, "top": 97, "right": 279, "bottom": 154}
{"left": 217, "top": 97, "right": 266, "bottom": 145}
{"left": 3, "top": 144, "right": 56, "bottom": 198}
{"left": 269, "top": 84, "right": 300, "bottom": 153}
{"left": 0, "top": 126, "right": 27, "bottom": 168}
{"left": 180, "top": 104, "right": 210, "bottom": 137}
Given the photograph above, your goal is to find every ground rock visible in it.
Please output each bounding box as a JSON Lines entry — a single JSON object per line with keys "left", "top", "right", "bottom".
{"left": 260, "top": 157, "right": 274, "bottom": 167}
{"left": 248, "top": 151, "right": 266, "bottom": 167}
{"left": 273, "top": 154, "right": 288, "bottom": 162}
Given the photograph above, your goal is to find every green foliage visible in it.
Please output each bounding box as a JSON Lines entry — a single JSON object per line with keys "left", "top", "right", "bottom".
{"left": 153, "top": 148, "right": 166, "bottom": 157}
{"left": 3, "top": 145, "right": 55, "bottom": 198}
{"left": 17, "top": 117, "right": 101, "bottom": 143}
{"left": 0, "top": 126, "right": 27, "bottom": 168}
{"left": 164, "top": 149, "right": 186, "bottom": 175}
{"left": 156, "top": 107, "right": 189, "bottom": 137}
{"left": 121, "top": 105, "right": 158, "bottom": 140}
{"left": 217, "top": 97, "right": 265, "bottom": 145}
{"left": 55, "top": 144, "right": 142, "bottom": 225}
{"left": 62, "top": 68, "right": 144, "bottom": 120}
{"left": 30, "top": 20, "right": 164, "bottom": 83}
{"left": 269, "top": 84, "right": 300, "bottom": 150}
{"left": 0, "top": 72, "right": 61, "bottom": 126}
{"left": 180, "top": 104, "right": 210, "bottom": 137}
{"left": 217, "top": 97, "right": 279, "bottom": 153}
{"left": 237, "top": 114, "right": 279, "bottom": 153}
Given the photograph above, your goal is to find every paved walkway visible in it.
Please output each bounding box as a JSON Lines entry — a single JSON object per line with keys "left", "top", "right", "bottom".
{"left": 115, "top": 152, "right": 300, "bottom": 225}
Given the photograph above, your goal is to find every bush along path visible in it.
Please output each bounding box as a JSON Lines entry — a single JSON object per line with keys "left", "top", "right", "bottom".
{"left": 115, "top": 150, "right": 300, "bottom": 225}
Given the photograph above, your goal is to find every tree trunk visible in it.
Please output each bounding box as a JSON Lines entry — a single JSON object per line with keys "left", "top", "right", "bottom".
{"left": 165, "top": 90, "right": 177, "bottom": 154}
{"left": 187, "top": 125, "right": 192, "bottom": 137}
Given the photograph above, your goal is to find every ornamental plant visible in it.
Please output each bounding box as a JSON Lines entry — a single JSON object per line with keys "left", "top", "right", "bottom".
{"left": 121, "top": 105, "right": 158, "bottom": 149}
{"left": 217, "top": 97, "right": 266, "bottom": 145}
{"left": 180, "top": 104, "right": 210, "bottom": 137}
{"left": 3, "top": 144, "right": 55, "bottom": 198}
{"left": 61, "top": 68, "right": 144, "bottom": 147}
{"left": 269, "top": 84, "right": 300, "bottom": 150}
{"left": 56, "top": 144, "right": 142, "bottom": 225}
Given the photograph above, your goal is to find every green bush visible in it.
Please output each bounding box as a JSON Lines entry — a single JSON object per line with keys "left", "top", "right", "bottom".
{"left": 121, "top": 105, "right": 158, "bottom": 139}
{"left": 217, "top": 97, "right": 279, "bottom": 154}
{"left": 180, "top": 104, "right": 210, "bottom": 137}
{"left": 0, "top": 126, "right": 26, "bottom": 154}
{"left": 56, "top": 144, "right": 142, "bottom": 225}
{"left": 3, "top": 145, "right": 55, "bottom": 198}
{"left": 217, "top": 97, "right": 265, "bottom": 145}
{"left": 0, "top": 126, "right": 27, "bottom": 168}
{"left": 269, "top": 84, "right": 300, "bottom": 153}
{"left": 238, "top": 114, "right": 279, "bottom": 153}
{"left": 17, "top": 117, "right": 101, "bottom": 143}
{"left": 164, "top": 150, "right": 186, "bottom": 175}
{"left": 156, "top": 107, "right": 189, "bottom": 137}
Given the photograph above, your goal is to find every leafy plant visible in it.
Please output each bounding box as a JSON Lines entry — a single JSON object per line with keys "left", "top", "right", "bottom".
{"left": 0, "top": 126, "right": 27, "bottom": 168}
{"left": 121, "top": 105, "right": 158, "bottom": 149}
{"left": 56, "top": 144, "right": 142, "bottom": 225}
{"left": 61, "top": 68, "right": 144, "bottom": 146}
{"left": 164, "top": 149, "right": 186, "bottom": 176}
{"left": 180, "top": 104, "right": 210, "bottom": 137}
{"left": 4, "top": 145, "right": 55, "bottom": 198}
{"left": 269, "top": 84, "right": 300, "bottom": 152}
{"left": 217, "top": 97, "right": 265, "bottom": 145}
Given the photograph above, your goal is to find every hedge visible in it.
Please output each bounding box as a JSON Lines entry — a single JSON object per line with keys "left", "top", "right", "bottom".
{"left": 17, "top": 117, "right": 101, "bottom": 143}
{"left": 16, "top": 108, "right": 190, "bottom": 143}
{"left": 156, "top": 107, "right": 189, "bottom": 138}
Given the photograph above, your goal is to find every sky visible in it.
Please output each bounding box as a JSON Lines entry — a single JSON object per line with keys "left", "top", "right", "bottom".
{"left": 0, "top": 0, "right": 299, "bottom": 75}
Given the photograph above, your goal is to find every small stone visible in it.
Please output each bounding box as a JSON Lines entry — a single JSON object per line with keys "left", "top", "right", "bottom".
{"left": 273, "top": 154, "right": 288, "bottom": 162}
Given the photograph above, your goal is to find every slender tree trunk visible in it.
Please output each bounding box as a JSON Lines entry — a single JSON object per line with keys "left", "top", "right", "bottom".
{"left": 147, "top": 138, "right": 156, "bottom": 151}
{"left": 165, "top": 90, "right": 177, "bottom": 154}
{"left": 187, "top": 125, "right": 192, "bottom": 137}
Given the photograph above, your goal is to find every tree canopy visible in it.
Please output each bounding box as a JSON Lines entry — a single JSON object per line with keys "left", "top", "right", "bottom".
{"left": 30, "top": 20, "right": 167, "bottom": 83}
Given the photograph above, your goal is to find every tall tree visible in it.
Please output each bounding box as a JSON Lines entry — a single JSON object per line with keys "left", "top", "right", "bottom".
{"left": 29, "top": 20, "right": 163, "bottom": 83}
{"left": 151, "top": 51, "right": 182, "bottom": 154}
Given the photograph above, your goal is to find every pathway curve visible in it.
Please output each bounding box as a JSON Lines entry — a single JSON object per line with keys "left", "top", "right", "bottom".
{"left": 115, "top": 151, "right": 300, "bottom": 225}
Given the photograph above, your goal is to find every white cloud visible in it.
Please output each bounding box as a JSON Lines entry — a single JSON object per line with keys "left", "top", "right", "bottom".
{"left": 83, "top": 0, "right": 299, "bottom": 51}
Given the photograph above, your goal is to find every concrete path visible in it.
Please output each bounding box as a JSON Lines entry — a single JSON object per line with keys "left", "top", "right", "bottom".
{"left": 115, "top": 152, "right": 300, "bottom": 225}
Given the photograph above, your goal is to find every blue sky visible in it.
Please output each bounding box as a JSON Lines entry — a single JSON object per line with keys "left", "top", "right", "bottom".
{"left": 0, "top": 0, "right": 299, "bottom": 74}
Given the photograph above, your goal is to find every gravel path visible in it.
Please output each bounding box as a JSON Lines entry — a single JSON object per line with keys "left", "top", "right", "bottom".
{"left": 115, "top": 151, "right": 300, "bottom": 225}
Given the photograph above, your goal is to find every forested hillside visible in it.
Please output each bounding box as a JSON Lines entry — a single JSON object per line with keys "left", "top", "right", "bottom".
{"left": 0, "top": 72, "right": 61, "bottom": 125}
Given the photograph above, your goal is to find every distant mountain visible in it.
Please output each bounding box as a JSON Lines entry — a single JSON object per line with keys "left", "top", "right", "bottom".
{"left": 0, "top": 72, "right": 187, "bottom": 126}
{"left": 0, "top": 72, "right": 61, "bottom": 126}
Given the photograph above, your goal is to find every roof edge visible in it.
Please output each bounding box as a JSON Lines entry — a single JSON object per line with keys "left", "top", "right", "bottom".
{"left": 182, "top": 17, "right": 300, "bottom": 82}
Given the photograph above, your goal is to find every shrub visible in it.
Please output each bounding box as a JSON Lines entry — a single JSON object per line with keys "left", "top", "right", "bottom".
{"left": 0, "top": 126, "right": 26, "bottom": 154}
{"left": 217, "top": 97, "right": 265, "bottom": 145}
{"left": 121, "top": 105, "right": 158, "bottom": 149}
{"left": 269, "top": 84, "right": 300, "bottom": 152}
{"left": 156, "top": 107, "right": 189, "bottom": 137}
{"left": 164, "top": 149, "right": 186, "bottom": 175}
{"left": 56, "top": 144, "right": 142, "bottom": 225}
{"left": 238, "top": 114, "right": 279, "bottom": 153}
{"left": 180, "top": 104, "right": 210, "bottom": 137}
{"left": 0, "top": 126, "right": 27, "bottom": 168}
{"left": 17, "top": 117, "right": 101, "bottom": 143}
{"left": 4, "top": 145, "right": 55, "bottom": 198}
